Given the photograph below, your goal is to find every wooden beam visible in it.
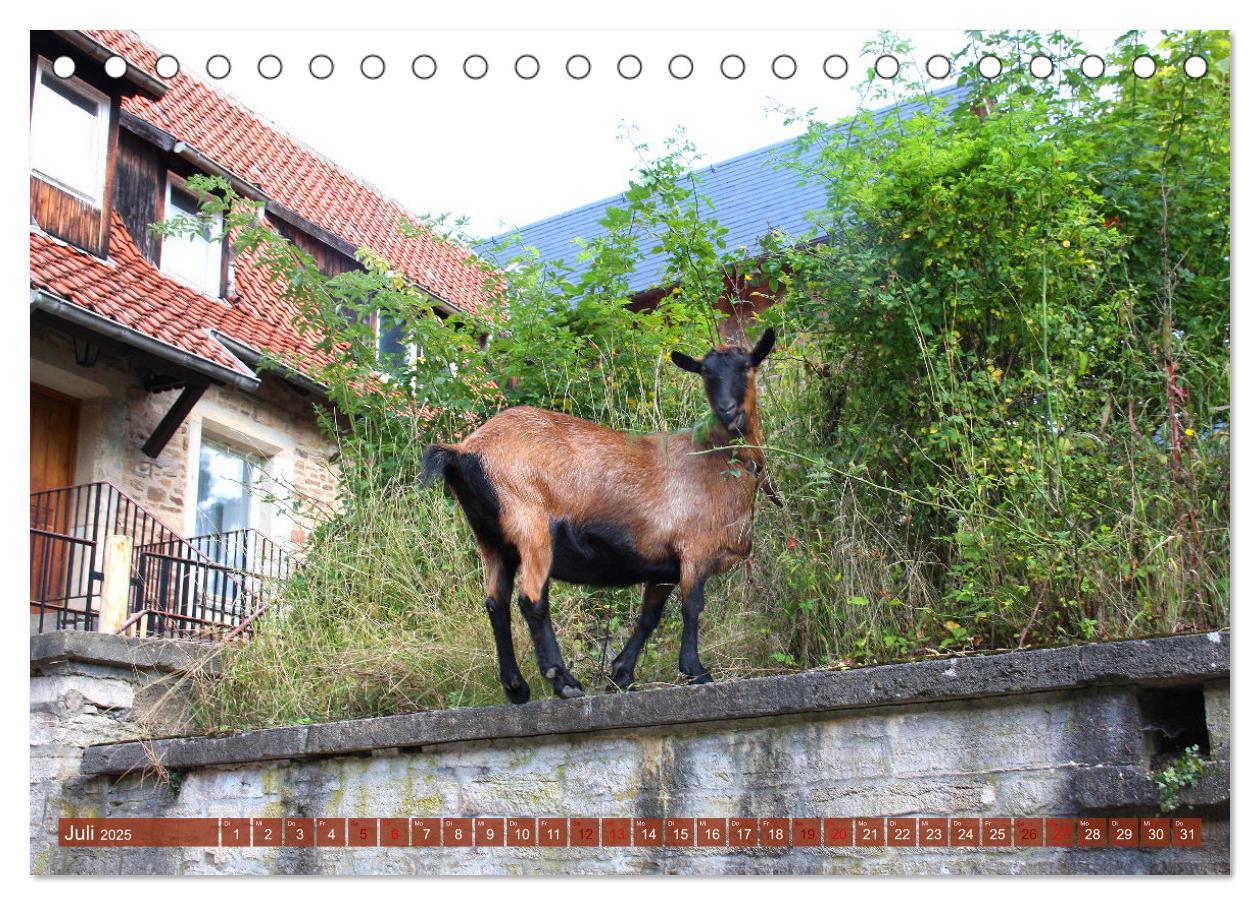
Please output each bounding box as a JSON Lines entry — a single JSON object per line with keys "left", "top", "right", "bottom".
{"left": 142, "top": 382, "right": 207, "bottom": 459}
{"left": 97, "top": 534, "right": 134, "bottom": 634}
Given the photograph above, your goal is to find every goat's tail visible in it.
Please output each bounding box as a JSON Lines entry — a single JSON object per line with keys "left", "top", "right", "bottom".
{"left": 421, "top": 444, "right": 460, "bottom": 488}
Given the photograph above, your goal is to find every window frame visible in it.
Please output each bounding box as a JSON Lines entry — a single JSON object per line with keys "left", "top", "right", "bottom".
{"left": 192, "top": 435, "right": 262, "bottom": 540}
{"left": 29, "top": 56, "right": 111, "bottom": 207}
{"left": 160, "top": 172, "right": 226, "bottom": 297}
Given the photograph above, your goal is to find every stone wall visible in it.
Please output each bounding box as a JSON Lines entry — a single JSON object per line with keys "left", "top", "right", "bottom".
{"left": 32, "top": 325, "right": 338, "bottom": 548}
{"left": 31, "top": 631, "right": 1230, "bottom": 876}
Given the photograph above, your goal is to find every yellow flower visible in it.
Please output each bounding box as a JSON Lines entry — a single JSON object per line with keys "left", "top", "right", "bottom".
{"left": 1062, "top": 239, "right": 1071, "bottom": 248}
{"left": 1185, "top": 427, "right": 1196, "bottom": 437}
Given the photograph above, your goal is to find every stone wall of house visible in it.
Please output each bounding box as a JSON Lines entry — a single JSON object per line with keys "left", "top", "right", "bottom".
{"left": 31, "top": 631, "right": 1230, "bottom": 876}
{"left": 31, "top": 325, "right": 338, "bottom": 548}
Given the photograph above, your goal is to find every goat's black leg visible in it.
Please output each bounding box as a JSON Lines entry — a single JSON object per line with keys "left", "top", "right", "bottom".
{"left": 482, "top": 546, "right": 528, "bottom": 704}
{"left": 678, "top": 575, "right": 713, "bottom": 685}
{"left": 610, "top": 582, "right": 675, "bottom": 689}
{"left": 518, "top": 580, "right": 584, "bottom": 699}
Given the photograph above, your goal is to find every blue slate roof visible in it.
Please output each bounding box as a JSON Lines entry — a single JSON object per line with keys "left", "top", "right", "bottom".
{"left": 478, "top": 84, "right": 968, "bottom": 294}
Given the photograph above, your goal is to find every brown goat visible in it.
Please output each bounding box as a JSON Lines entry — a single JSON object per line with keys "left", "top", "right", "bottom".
{"left": 423, "top": 328, "right": 777, "bottom": 704}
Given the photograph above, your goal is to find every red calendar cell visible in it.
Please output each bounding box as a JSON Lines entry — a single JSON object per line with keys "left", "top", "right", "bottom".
{"left": 760, "top": 818, "right": 790, "bottom": 848}
{"left": 633, "top": 818, "right": 663, "bottom": 847}
{"left": 475, "top": 817, "right": 505, "bottom": 847}
{"left": 410, "top": 818, "right": 441, "bottom": 847}
{"left": 919, "top": 818, "right": 948, "bottom": 847}
{"left": 252, "top": 818, "right": 282, "bottom": 847}
{"left": 538, "top": 818, "right": 568, "bottom": 847}
{"left": 315, "top": 818, "right": 345, "bottom": 847}
{"left": 792, "top": 817, "right": 822, "bottom": 847}
{"left": 570, "top": 818, "right": 599, "bottom": 847}
{"left": 728, "top": 818, "right": 758, "bottom": 847}
{"left": 665, "top": 818, "right": 695, "bottom": 847}
{"left": 1077, "top": 818, "right": 1107, "bottom": 848}
{"left": 982, "top": 817, "right": 1012, "bottom": 847}
{"left": 443, "top": 817, "right": 473, "bottom": 847}
{"left": 348, "top": 818, "right": 377, "bottom": 847}
{"left": 507, "top": 818, "right": 537, "bottom": 846}
{"left": 602, "top": 818, "right": 631, "bottom": 847}
{"left": 1046, "top": 818, "right": 1076, "bottom": 847}
{"left": 855, "top": 817, "right": 885, "bottom": 847}
{"left": 824, "top": 817, "right": 854, "bottom": 847}
{"left": 220, "top": 818, "right": 249, "bottom": 847}
{"left": 697, "top": 818, "right": 727, "bottom": 847}
{"left": 1014, "top": 817, "right": 1043, "bottom": 847}
{"left": 380, "top": 819, "right": 409, "bottom": 847}
{"left": 1109, "top": 817, "right": 1139, "bottom": 848}
{"left": 887, "top": 818, "right": 916, "bottom": 847}
{"left": 284, "top": 818, "right": 313, "bottom": 848}
{"left": 1171, "top": 817, "right": 1202, "bottom": 848}
{"left": 1141, "top": 817, "right": 1170, "bottom": 848}
{"left": 949, "top": 818, "right": 980, "bottom": 847}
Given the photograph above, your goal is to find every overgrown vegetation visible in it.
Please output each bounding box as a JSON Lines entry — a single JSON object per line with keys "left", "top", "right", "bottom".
{"left": 175, "top": 29, "right": 1229, "bottom": 731}
{"left": 1151, "top": 744, "right": 1207, "bottom": 813}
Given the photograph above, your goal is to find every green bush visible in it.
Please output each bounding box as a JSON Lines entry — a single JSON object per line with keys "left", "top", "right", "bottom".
{"left": 179, "top": 29, "right": 1229, "bottom": 729}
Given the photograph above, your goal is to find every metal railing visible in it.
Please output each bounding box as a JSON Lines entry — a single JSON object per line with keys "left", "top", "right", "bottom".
{"left": 126, "top": 528, "right": 291, "bottom": 640}
{"left": 29, "top": 481, "right": 182, "bottom": 633}
{"left": 31, "top": 483, "right": 291, "bottom": 641}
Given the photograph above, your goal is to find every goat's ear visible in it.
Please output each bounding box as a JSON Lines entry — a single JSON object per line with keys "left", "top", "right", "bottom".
{"left": 670, "top": 351, "right": 704, "bottom": 374}
{"left": 750, "top": 328, "right": 777, "bottom": 367}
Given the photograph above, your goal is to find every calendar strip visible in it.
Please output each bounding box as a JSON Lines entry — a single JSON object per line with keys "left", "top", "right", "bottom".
{"left": 57, "top": 817, "right": 1203, "bottom": 849}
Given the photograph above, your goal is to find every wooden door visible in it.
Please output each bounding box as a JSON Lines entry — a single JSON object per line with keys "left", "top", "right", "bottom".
{"left": 30, "top": 384, "right": 80, "bottom": 610}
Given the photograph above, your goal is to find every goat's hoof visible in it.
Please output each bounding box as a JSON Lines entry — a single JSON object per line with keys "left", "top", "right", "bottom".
{"left": 504, "top": 679, "right": 531, "bottom": 705}
{"left": 610, "top": 669, "right": 635, "bottom": 690}
{"left": 558, "top": 683, "right": 585, "bottom": 699}
{"left": 687, "top": 672, "right": 714, "bottom": 686}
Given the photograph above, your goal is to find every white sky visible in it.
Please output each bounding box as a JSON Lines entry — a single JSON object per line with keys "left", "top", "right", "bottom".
{"left": 139, "top": 28, "right": 1128, "bottom": 242}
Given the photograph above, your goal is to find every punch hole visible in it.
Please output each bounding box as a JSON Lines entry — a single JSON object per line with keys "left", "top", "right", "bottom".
{"left": 720, "top": 54, "right": 745, "bottom": 80}
{"left": 206, "top": 55, "right": 231, "bottom": 80}
{"left": 155, "top": 54, "right": 180, "bottom": 79}
{"left": 925, "top": 54, "right": 951, "bottom": 79}
{"left": 1132, "top": 54, "right": 1156, "bottom": 79}
{"left": 515, "top": 54, "right": 540, "bottom": 80}
{"left": 669, "top": 54, "right": 693, "bottom": 80}
{"left": 412, "top": 55, "right": 437, "bottom": 80}
{"left": 463, "top": 55, "right": 488, "bottom": 80}
{"left": 617, "top": 54, "right": 642, "bottom": 79}
{"left": 1029, "top": 54, "right": 1054, "bottom": 79}
{"left": 309, "top": 55, "right": 334, "bottom": 80}
{"left": 1183, "top": 54, "right": 1207, "bottom": 79}
{"left": 978, "top": 54, "right": 1002, "bottom": 79}
{"left": 771, "top": 54, "right": 797, "bottom": 80}
{"left": 360, "top": 54, "right": 385, "bottom": 80}
{"left": 566, "top": 54, "right": 591, "bottom": 80}
{"left": 51, "top": 56, "right": 76, "bottom": 78}
{"left": 258, "top": 55, "right": 283, "bottom": 80}
{"left": 1080, "top": 54, "right": 1105, "bottom": 79}
{"left": 103, "top": 55, "right": 127, "bottom": 79}
{"left": 874, "top": 55, "right": 899, "bottom": 79}
{"left": 823, "top": 54, "right": 848, "bottom": 80}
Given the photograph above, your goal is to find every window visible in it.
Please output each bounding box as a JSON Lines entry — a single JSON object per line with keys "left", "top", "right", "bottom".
{"left": 162, "top": 177, "right": 224, "bottom": 295}
{"left": 29, "top": 59, "right": 109, "bottom": 205}
{"left": 194, "top": 440, "right": 256, "bottom": 542}
{"left": 338, "top": 305, "right": 414, "bottom": 375}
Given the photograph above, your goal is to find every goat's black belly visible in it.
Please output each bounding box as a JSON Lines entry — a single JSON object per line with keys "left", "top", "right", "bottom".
{"left": 548, "top": 519, "right": 680, "bottom": 588}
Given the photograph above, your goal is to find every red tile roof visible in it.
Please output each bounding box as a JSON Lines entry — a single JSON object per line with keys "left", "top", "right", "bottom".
{"left": 86, "top": 30, "right": 495, "bottom": 316}
{"left": 31, "top": 212, "right": 338, "bottom": 380}
{"left": 31, "top": 30, "right": 498, "bottom": 393}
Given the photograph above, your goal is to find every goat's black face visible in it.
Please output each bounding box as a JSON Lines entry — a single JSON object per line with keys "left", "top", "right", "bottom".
{"left": 671, "top": 328, "right": 775, "bottom": 436}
